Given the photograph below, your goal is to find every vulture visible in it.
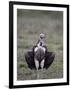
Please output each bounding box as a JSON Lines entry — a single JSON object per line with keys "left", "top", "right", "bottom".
{"left": 25, "top": 33, "right": 55, "bottom": 70}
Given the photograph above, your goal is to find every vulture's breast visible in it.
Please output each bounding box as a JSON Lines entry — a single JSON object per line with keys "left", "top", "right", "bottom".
{"left": 34, "top": 46, "right": 46, "bottom": 62}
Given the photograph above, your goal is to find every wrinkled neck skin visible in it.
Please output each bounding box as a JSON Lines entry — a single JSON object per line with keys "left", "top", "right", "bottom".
{"left": 37, "top": 38, "right": 45, "bottom": 47}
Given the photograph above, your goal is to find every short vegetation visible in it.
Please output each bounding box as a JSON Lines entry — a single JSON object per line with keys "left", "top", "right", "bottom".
{"left": 17, "top": 9, "right": 63, "bottom": 80}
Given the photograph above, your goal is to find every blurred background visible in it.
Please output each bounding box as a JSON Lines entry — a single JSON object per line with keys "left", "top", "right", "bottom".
{"left": 17, "top": 9, "right": 63, "bottom": 80}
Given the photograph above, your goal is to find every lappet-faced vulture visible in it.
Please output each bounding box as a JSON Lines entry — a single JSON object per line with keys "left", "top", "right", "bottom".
{"left": 25, "top": 33, "right": 55, "bottom": 70}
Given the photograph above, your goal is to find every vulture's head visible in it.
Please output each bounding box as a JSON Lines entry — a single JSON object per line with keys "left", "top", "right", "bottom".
{"left": 39, "top": 33, "right": 45, "bottom": 39}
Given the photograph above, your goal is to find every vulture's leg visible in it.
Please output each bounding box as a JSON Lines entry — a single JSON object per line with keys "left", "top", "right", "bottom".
{"left": 34, "top": 59, "right": 39, "bottom": 71}
{"left": 40, "top": 59, "right": 45, "bottom": 78}
{"left": 40, "top": 59, "right": 45, "bottom": 70}
{"left": 34, "top": 59, "right": 39, "bottom": 79}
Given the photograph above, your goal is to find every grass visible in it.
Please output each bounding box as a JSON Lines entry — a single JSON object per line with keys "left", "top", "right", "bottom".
{"left": 17, "top": 9, "right": 63, "bottom": 80}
